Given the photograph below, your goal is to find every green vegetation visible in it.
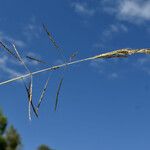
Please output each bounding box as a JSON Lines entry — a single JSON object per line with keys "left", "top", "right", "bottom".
{"left": 0, "top": 110, "right": 20, "bottom": 150}
{"left": 0, "top": 110, "right": 53, "bottom": 150}
{"left": 37, "top": 145, "right": 53, "bottom": 150}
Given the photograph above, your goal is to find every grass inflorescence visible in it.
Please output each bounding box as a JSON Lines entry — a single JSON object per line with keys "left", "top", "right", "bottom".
{"left": 1, "top": 25, "right": 150, "bottom": 119}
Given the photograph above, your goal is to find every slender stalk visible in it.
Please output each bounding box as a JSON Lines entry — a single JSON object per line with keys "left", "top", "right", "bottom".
{"left": 12, "top": 44, "right": 37, "bottom": 119}
{"left": 0, "top": 48, "right": 150, "bottom": 86}
{"left": 0, "top": 56, "right": 93, "bottom": 85}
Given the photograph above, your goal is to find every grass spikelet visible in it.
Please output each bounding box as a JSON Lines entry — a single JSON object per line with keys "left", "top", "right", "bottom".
{"left": 54, "top": 77, "right": 64, "bottom": 111}
{"left": 0, "top": 41, "right": 19, "bottom": 60}
{"left": 12, "top": 44, "right": 30, "bottom": 72}
{"left": 12, "top": 44, "right": 38, "bottom": 119}
{"left": 24, "top": 77, "right": 38, "bottom": 119}
{"left": 28, "top": 77, "right": 33, "bottom": 120}
{"left": 24, "top": 81, "right": 38, "bottom": 118}
{"left": 26, "top": 55, "right": 46, "bottom": 64}
{"left": 69, "top": 51, "right": 78, "bottom": 62}
{"left": 43, "top": 24, "right": 59, "bottom": 49}
{"left": 43, "top": 24, "right": 67, "bottom": 63}
{"left": 37, "top": 77, "right": 50, "bottom": 110}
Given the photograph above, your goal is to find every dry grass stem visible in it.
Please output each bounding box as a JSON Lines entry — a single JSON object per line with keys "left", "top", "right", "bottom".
{"left": 0, "top": 48, "right": 150, "bottom": 86}
{"left": 12, "top": 44, "right": 37, "bottom": 119}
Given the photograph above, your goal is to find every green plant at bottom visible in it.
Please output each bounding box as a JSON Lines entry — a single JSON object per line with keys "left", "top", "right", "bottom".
{"left": 0, "top": 110, "right": 53, "bottom": 150}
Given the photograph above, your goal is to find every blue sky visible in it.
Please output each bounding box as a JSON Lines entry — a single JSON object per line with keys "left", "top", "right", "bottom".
{"left": 0, "top": 0, "right": 150, "bottom": 150}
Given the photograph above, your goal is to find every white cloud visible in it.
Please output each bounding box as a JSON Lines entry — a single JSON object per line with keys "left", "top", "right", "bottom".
{"left": 22, "top": 17, "right": 42, "bottom": 41}
{"left": 71, "top": 2, "right": 95, "bottom": 16}
{"left": 23, "top": 24, "right": 41, "bottom": 41}
{"left": 0, "top": 64, "right": 22, "bottom": 77}
{"left": 108, "top": 72, "right": 118, "bottom": 79}
{"left": 90, "top": 59, "right": 119, "bottom": 79}
{"left": 132, "top": 55, "right": 150, "bottom": 75}
{"left": 90, "top": 59, "right": 105, "bottom": 74}
{"left": 102, "top": 0, "right": 150, "bottom": 24}
{"left": 90, "top": 59, "right": 105, "bottom": 68}
{"left": 54, "top": 59, "right": 64, "bottom": 66}
{"left": 0, "top": 55, "right": 22, "bottom": 78}
{"left": 117, "top": 0, "right": 150, "bottom": 23}
{"left": 0, "top": 31, "right": 25, "bottom": 48}
{"left": 102, "top": 24, "right": 128, "bottom": 37}
{"left": 0, "top": 50, "right": 41, "bottom": 80}
{"left": 137, "top": 56, "right": 150, "bottom": 65}
{"left": 94, "top": 23, "right": 128, "bottom": 48}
